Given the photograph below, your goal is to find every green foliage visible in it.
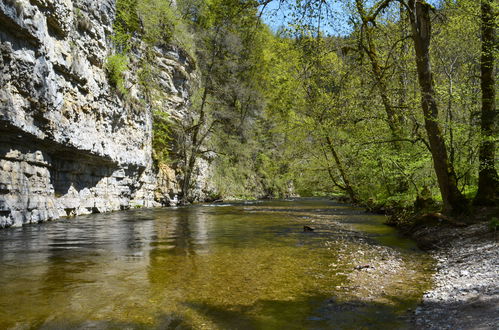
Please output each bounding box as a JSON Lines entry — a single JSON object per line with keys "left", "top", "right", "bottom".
{"left": 211, "top": 147, "right": 262, "bottom": 199}
{"left": 106, "top": 0, "right": 137, "bottom": 95}
{"left": 136, "top": 0, "right": 195, "bottom": 55}
{"left": 105, "top": 53, "right": 128, "bottom": 94}
{"left": 489, "top": 217, "right": 499, "bottom": 231}
{"left": 108, "top": 0, "right": 195, "bottom": 93}
{"left": 152, "top": 110, "right": 172, "bottom": 163}
{"left": 112, "top": 0, "right": 191, "bottom": 53}
{"left": 113, "top": 0, "right": 140, "bottom": 52}
{"left": 104, "top": 0, "right": 494, "bottom": 208}
{"left": 108, "top": 0, "right": 196, "bottom": 167}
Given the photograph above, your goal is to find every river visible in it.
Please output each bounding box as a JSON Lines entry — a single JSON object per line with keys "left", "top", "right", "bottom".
{"left": 0, "top": 198, "right": 433, "bottom": 329}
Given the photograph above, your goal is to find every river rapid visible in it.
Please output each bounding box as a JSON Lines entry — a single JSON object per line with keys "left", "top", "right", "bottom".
{"left": 0, "top": 198, "right": 433, "bottom": 329}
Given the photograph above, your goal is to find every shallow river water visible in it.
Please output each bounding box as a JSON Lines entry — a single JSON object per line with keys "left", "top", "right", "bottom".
{"left": 0, "top": 199, "right": 433, "bottom": 329}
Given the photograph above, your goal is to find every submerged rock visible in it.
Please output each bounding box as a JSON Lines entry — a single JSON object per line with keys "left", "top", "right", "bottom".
{"left": 303, "top": 225, "right": 315, "bottom": 232}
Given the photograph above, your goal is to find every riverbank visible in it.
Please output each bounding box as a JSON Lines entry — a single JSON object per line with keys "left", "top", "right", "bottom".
{"left": 410, "top": 221, "right": 499, "bottom": 329}
{"left": 334, "top": 195, "right": 499, "bottom": 329}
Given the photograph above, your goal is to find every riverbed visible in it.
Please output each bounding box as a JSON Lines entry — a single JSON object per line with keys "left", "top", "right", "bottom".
{"left": 0, "top": 198, "right": 433, "bottom": 329}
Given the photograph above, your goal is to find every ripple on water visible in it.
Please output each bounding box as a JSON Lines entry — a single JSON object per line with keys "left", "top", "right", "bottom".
{"left": 0, "top": 199, "right": 433, "bottom": 329}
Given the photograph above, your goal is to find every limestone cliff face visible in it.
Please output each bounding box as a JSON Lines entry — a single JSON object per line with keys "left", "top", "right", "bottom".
{"left": 0, "top": 0, "right": 195, "bottom": 227}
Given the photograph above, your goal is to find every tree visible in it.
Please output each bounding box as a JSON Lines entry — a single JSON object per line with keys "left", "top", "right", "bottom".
{"left": 406, "top": 0, "right": 468, "bottom": 214}
{"left": 294, "top": 34, "right": 359, "bottom": 201}
{"left": 175, "top": 0, "right": 268, "bottom": 203}
{"left": 119, "top": 0, "right": 495, "bottom": 209}
{"left": 474, "top": 0, "right": 498, "bottom": 206}
{"left": 354, "top": 0, "right": 404, "bottom": 142}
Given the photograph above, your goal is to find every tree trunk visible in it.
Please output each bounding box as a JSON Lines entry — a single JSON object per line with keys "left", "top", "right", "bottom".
{"left": 408, "top": 0, "right": 467, "bottom": 215}
{"left": 474, "top": 0, "right": 498, "bottom": 206}
{"left": 324, "top": 135, "right": 358, "bottom": 202}
{"left": 355, "top": 0, "right": 403, "bottom": 142}
{"left": 180, "top": 85, "right": 209, "bottom": 204}
{"left": 398, "top": 3, "right": 409, "bottom": 113}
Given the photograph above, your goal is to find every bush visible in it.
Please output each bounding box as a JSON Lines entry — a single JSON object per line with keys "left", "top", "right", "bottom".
{"left": 489, "top": 217, "right": 499, "bottom": 231}
{"left": 105, "top": 53, "right": 128, "bottom": 94}
{"left": 152, "top": 110, "right": 172, "bottom": 164}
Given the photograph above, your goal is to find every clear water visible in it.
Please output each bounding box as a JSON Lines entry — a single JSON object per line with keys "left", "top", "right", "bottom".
{"left": 0, "top": 198, "right": 432, "bottom": 329}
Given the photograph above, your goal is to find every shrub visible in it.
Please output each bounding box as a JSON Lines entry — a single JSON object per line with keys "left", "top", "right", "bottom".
{"left": 152, "top": 110, "right": 172, "bottom": 164}
{"left": 105, "top": 53, "right": 128, "bottom": 94}
{"left": 489, "top": 217, "right": 499, "bottom": 231}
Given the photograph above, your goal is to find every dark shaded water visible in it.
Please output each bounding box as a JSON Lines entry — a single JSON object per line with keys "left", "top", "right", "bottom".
{"left": 0, "top": 199, "right": 432, "bottom": 329}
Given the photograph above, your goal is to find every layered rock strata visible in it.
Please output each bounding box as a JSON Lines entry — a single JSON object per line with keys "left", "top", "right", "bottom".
{"left": 0, "top": 0, "right": 195, "bottom": 227}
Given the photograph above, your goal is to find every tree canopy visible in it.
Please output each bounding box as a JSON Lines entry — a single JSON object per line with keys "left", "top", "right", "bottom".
{"left": 111, "top": 0, "right": 498, "bottom": 213}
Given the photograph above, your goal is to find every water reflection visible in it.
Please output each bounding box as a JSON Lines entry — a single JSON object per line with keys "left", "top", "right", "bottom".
{"left": 0, "top": 199, "right": 432, "bottom": 329}
{"left": 149, "top": 207, "right": 211, "bottom": 259}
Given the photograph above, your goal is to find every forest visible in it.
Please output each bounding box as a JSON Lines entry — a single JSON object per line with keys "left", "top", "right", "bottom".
{"left": 109, "top": 0, "right": 498, "bottom": 217}
{"left": 0, "top": 0, "right": 498, "bottom": 327}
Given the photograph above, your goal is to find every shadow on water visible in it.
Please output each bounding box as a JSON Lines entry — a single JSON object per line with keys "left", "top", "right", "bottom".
{"left": 182, "top": 294, "right": 416, "bottom": 330}
{"left": 32, "top": 295, "right": 418, "bottom": 330}
{"left": 35, "top": 313, "right": 193, "bottom": 330}
{"left": 28, "top": 295, "right": 498, "bottom": 330}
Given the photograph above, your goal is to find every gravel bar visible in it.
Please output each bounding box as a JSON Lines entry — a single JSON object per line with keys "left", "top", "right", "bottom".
{"left": 412, "top": 223, "right": 499, "bottom": 329}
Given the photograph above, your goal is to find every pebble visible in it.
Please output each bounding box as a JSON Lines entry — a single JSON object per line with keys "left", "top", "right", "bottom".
{"left": 412, "top": 223, "right": 499, "bottom": 329}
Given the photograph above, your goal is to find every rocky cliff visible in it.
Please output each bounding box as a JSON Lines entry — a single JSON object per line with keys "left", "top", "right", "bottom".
{"left": 0, "top": 0, "right": 196, "bottom": 227}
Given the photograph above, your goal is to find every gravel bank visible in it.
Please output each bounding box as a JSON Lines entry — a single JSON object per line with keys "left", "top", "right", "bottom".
{"left": 412, "top": 223, "right": 499, "bottom": 329}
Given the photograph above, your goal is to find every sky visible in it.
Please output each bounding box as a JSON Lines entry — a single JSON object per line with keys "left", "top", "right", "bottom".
{"left": 260, "top": 0, "right": 353, "bottom": 36}
{"left": 259, "top": 0, "right": 442, "bottom": 36}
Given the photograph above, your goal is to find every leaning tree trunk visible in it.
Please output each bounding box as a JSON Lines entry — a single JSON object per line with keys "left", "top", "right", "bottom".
{"left": 474, "top": 0, "right": 499, "bottom": 206}
{"left": 324, "top": 135, "right": 358, "bottom": 203}
{"left": 408, "top": 0, "right": 467, "bottom": 215}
